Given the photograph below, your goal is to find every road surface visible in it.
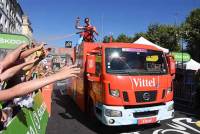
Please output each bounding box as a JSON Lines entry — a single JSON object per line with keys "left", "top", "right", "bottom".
{"left": 46, "top": 83, "right": 200, "bottom": 134}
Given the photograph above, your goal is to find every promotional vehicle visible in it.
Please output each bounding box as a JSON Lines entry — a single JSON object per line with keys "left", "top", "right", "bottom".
{"left": 66, "top": 42, "right": 176, "bottom": 126}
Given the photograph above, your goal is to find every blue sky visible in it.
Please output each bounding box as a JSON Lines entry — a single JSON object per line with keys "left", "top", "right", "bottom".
{"left": 18, "top": 0, "right": 200, "bottom": 47}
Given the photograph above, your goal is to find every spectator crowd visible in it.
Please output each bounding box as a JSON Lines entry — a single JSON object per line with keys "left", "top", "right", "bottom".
{"left": 0, "top": 43, "right": 80, "bottom": 130}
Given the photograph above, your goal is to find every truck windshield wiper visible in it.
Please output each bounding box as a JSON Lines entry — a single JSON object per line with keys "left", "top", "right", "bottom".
{"left": 108, "top": 70, "right": 128, "bottom": 74}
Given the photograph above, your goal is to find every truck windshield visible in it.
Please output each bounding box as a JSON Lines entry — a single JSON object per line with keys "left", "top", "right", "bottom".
{"left": 105, "top": 48, "right": 168, "bottom": 75}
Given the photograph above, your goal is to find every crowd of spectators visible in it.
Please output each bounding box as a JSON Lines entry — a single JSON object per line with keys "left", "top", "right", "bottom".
{"left": 0, "top": 43, "right": 80, "bottom": 130}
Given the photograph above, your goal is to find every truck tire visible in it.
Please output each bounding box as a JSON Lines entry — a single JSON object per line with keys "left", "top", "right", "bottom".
{"left": 88, "top": 97, "right": 95, "bottom": 118}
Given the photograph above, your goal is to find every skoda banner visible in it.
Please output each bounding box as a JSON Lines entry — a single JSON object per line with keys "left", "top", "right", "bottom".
{"left": 0, "top": 33, "right": 30, "bottom": 49}
{"left": 0, "top": 91, "right": 49, "bottom": 134}
{"left": 171, "top": 52, "right": 191, "bottom": 62}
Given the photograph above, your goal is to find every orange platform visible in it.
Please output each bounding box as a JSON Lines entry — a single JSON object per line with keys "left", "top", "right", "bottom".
{"left": 42, "top": 84, "right": 54, "bottom": 116}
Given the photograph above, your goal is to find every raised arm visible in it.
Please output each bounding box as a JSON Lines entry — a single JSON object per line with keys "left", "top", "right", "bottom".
{"left": 75, "top": 17, "right": 84, "bottom": 30}
{"left": 0, "top": 65, "right": 80, "bottom": 101}
{"left": 0, "top": 58, "right": 39, "bottom": 81}
{"left": 19, "top": 44, "right": 44, "bottom": 59}
{"left": 93, "top": 26, "right": 99, "bottom": 36}
{"left": 0, "top": 44, "right": 28, "bottom": 70}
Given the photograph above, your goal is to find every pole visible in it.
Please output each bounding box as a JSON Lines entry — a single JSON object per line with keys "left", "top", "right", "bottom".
{"left": 101, "top": 14, "right": 104, "bottom": 42}
{"left": 182, "top": 38, "right": 183, "bottom": 69}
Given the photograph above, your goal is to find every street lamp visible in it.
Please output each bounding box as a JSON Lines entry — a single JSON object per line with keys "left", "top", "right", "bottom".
{"left": 181, "top": 30, "right": 189, "bottom": 69}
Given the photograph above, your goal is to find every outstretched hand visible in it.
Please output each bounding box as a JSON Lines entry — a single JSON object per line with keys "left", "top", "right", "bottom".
{"left": 26, "top": 57, "right": 39, "bottom": 65}
{"left": 19, "top": 44, "right": 29, "bottom": 50}
{"left": 55, "top": 65, "right": 80, "bottom": 80}
{"left": 37, "top": 43, "right": 45, "bottom": 50}
{"left": 22, "top": 57, "right": 39, "bottom": 71}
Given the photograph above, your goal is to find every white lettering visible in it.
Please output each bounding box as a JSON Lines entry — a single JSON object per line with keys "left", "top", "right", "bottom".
{"left": 172, "top": 118, "right": 200, "bottom": 133}
{"left": 33, "top": 111, "right": 40, "bottom": 130}
{"left": 153, "top": 129, "right": 190, "bottom": 134}
{"left": 26, "top": 126, "right": 36, "bottom": 134}
{"left": 29, "top": 102, "right": 47, "bottom": 133}
{"left": 0, "top": 38, "right": 26, "bottom": 45}
{"left": 37, "top": 102, "right": 46, "bottom": 120}
{"left": 120, "top": 118, "right": 200, "bottom": 134}
{"left": 167, "top": 123, "right": 187, "bottom": 130}
{"left": 132, "top": 78, "right": 157, "bottom": 87}
{"left": 133, "top": 78, "right": 139, "bottom": 87}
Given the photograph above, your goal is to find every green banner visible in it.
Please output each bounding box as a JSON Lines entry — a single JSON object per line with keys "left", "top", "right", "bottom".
{"left": 0, "top": 33, "right": 30, "bottom": 49}
{"left": 1, "top": 91, "right": 48, "bottom": 134}
{"left": 171, "top": 52, "right": 191, "bottom": 62}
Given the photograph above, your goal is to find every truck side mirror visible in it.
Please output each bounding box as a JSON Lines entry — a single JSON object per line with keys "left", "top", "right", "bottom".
{"left": 86, "top": 54, "right": 96, "bottom": 74}
{"left": 86, "top": 54, "right": 100, "bottom": 82}
{"left": 166, "top": 55, "right": 176, "bottom": 75}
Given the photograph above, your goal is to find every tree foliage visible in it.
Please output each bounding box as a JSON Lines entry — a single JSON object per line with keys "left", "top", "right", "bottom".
{"left": 103, "top": 24, "right": 180, "bottom": 51}
{"left": 181, "top": 8, "right": 200, "bottom": 62}
{"left": 147, "top": 24, "right": 181, "bottom": 51}
{"left": 115, "top": 34, "right": 133, "bottom": 43}
{"left": 103, "top": 35, "right": 112, "bottom": 43}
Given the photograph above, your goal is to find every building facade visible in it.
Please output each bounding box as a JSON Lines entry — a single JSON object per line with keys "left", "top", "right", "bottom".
{"left": 22, "top": 15, "right": 33, "bottom": 39}
{"left": 0, "top": 0, "right": 33, "bottom": 37}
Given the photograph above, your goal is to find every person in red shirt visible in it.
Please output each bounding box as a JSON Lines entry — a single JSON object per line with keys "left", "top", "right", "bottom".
{"left": 75, "top": 17, "right": 98, "bottom": 42}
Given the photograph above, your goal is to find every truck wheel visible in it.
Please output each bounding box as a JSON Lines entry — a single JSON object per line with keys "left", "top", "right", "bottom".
{"left": 88, "top": 98, "right": 95, "bottom": 118}
{"left": 87, "top": 98, "right": 102, "bottom": 126}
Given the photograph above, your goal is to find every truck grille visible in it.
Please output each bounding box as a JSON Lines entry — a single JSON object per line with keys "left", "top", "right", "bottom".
{"left": 135, "top": 91, "right": 157, "bottom": 103}
{"left": 123, "top": 91, "right": 129, "bottom": 102}
{"left": 162, "top": 89, "right": 166, "bottom": 99}
{"left": 133, "top": 110, "right": 158, "bottom": 118}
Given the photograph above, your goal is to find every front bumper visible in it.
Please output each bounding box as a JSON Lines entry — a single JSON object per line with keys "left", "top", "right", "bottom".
{"left": 95, "top": 101, "right": 174, "bottom": 126}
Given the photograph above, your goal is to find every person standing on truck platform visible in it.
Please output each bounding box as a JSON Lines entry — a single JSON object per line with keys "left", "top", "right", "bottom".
{"left": 75, "top": 17, "right": 98, "bottom": 43}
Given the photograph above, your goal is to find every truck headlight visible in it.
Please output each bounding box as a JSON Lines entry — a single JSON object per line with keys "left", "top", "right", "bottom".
{"left": 105, "top": 109, "right": 122, "bottom": 117}
{"left": 109, "top": 89, "right": 120, "bottom": 97}
{"left": 168, "top": 103, "right": 174, "bottom": 111}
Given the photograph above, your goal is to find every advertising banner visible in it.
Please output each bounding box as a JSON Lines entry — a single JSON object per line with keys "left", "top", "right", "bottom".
{"left": 0, "top": 33, "right": 30, "bottom": 49}
{"left": 0, "top": 91, "right": 48, "bottom": 134}
{"left": 171, "top": 52, "right": 191, "bottom": 62}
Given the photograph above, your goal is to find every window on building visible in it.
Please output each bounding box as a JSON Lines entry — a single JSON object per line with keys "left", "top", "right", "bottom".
{"left": 5, "top": 19, "right": 8, "bottom": 28}
{"left": 6, "top": 1, "right": 9, "bottom": 13}
{"left": 0, "top": 12, "right": 3, "bottom": 27}
{"left": 0, "top": 13, "right": 2, "bottom": 22}
{"left": 0, "top": 13, "right": 3, "bottom": 32}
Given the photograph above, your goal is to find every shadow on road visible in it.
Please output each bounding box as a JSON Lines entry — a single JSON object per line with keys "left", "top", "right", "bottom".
{"left": 52, "top": 89, "right": 161, "bottom": 134}
{"left": 174, "top": 102, "right": 200, "bottom": 120}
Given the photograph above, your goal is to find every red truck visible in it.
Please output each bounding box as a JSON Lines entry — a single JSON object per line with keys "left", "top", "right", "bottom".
{"left": 66, "top": 42, "right": 175, "bottom": 126}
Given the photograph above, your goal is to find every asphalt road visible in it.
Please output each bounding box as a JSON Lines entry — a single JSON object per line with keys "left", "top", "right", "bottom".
{"left": 46, "top": 83, "right": 200, "bottom": 134}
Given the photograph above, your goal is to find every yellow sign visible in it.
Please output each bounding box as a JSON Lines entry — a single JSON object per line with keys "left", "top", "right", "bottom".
{"left": 96, "top": 56, "right": 101, "bottom": 63}
{"left": 146, "top": 55, "right": 158, "bottom": 62}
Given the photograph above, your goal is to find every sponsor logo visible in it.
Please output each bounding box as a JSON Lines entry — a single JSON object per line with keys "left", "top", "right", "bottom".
{"left": 143, "top": 92, "right": 151, "bottom": 101}
{"left": 132, "top": 78, "right": 158, "bottom": 87}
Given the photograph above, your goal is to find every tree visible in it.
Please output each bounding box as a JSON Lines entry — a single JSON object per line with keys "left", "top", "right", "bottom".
{"left": 147, "top": 24, "right": 181, "bottom": 51}
{"left": 115, "top": 34, "right": 133, "bottom": 43}
{"left": 102, "top": 25, "right": 181, "bottom": 52}
{"left": 103, "top": 34, "right": 133, "bottom": 43}
{"left": 132, "top": 32, "right": 149, "bottom": 41}
{"left": 133, "top": 24, "right": 181, "bottom": 51}
{"left": 103, "top": 35, "right": 115, "bottom": 43}
{"left": 182, "top": 8, "right": 200, "bottom": 62}
{"left": 103, "top": 35, "right": 111, "bottom": 43}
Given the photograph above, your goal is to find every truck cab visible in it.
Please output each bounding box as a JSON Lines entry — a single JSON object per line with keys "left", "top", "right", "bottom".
{"left": 68, "top": 42, "right": 175, "bottom": 126}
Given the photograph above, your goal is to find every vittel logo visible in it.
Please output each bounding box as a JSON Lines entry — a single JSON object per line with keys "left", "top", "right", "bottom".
{"left": 132, "top": 78, "right": 158, "bottom": 87}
